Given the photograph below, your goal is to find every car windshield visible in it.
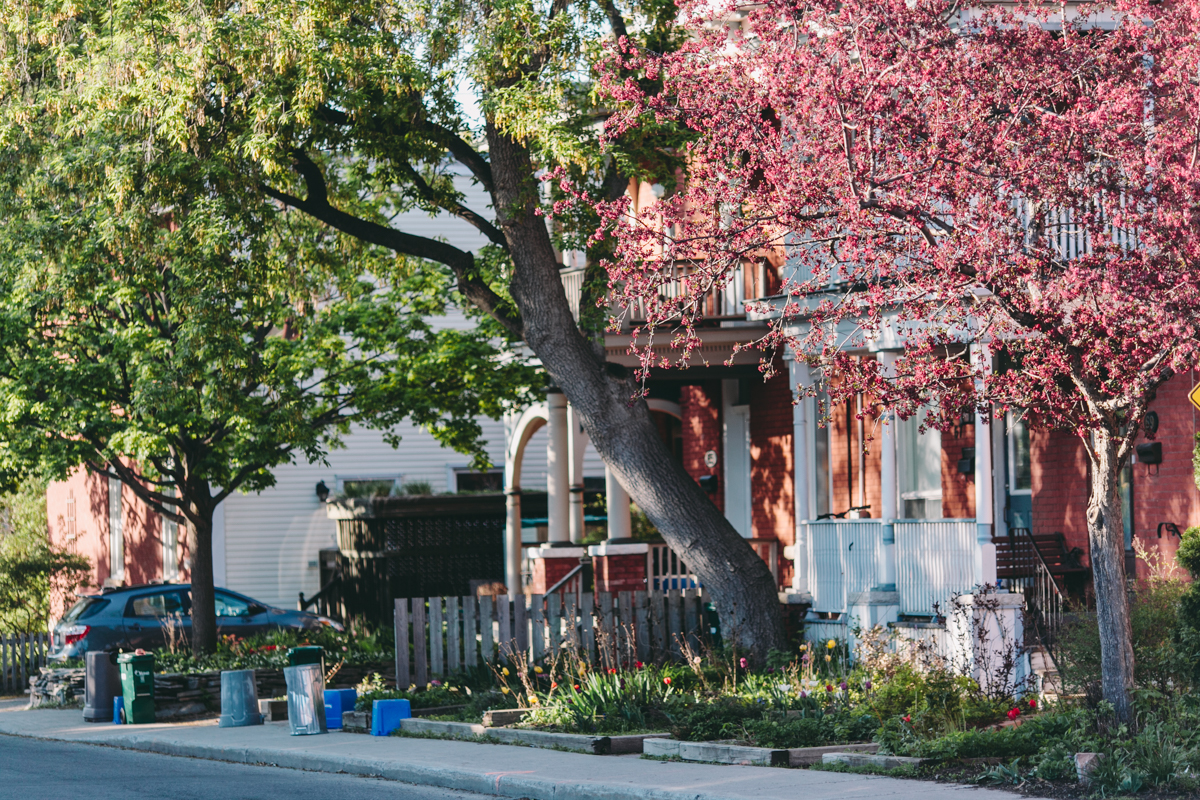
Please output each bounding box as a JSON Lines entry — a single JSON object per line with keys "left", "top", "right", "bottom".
{"left": 61, "top": 597, "right": 110, "bottom": 624}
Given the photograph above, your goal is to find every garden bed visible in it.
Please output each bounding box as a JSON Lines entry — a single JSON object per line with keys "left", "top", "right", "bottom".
{"left": 396, "top": 717, "right": 669, "bottom": 754}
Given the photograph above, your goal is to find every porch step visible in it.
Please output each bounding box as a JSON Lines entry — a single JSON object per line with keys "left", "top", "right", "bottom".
{"left": 1027, "top": 645, "right": 1062, "bottom": 700}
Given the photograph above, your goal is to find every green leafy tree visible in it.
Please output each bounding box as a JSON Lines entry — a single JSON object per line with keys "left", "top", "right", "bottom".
{"left": 0, "top": 481, "right": 90, "bottom": 633}
{"left": 0, "top": 0, "right": 785, "bottom": 655}
{"left": 0, "top": 25, "right": 537, "bottom": 653}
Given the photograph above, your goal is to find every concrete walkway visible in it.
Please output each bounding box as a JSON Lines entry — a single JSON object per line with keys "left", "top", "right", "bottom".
{"left": 0, "top": 700, "right": 1040, "bottom": 800}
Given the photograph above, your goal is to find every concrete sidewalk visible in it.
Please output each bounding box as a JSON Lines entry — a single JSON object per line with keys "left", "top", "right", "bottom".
{"left": 0, "top": 700, "right": 1039, "bottom": 800}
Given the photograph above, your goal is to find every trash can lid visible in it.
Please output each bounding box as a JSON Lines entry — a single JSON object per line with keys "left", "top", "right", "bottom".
{"left": 116, "top": 652, "right": 156, "bottom": 664}
{"left": 287, "top": 645, "right": 324, "bottom": 666}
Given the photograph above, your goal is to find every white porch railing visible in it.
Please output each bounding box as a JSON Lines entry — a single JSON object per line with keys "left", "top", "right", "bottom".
{"left": 894, "top": 519, "right": 978, "bottom": 617}
{"left": 647, "top": 542, "right": 700, "bottom": 592}
{"left": 803, "top": 520, "right": 884, "bottom": 614}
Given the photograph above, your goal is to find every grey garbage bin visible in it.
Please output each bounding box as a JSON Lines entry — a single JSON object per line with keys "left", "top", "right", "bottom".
{"left": 218, "top": 669, "right": 264, "bottom": 728}
{"left": 83, "top": 651, "right": 121, "bottom": 722}
{"left": 283, "top": 663, "right": 326, "bottom": 735}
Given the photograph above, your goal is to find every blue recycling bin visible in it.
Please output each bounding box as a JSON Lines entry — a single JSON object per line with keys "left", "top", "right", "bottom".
{"left": 370, "top": 699, "right": 411, "bottom": 736}
{"left": 323, "top": 689, "right": 357, "bottom": 730}
{"left": 112, "top": 695, "right": 123, "bottom": 724}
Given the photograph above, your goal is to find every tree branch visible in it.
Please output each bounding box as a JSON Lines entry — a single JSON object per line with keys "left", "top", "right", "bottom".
{"left": 262, "top": 151, "right": 523, "bottom": 339}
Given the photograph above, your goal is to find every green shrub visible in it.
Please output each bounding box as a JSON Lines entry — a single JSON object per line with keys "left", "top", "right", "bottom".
{"left": 1177, "top": 523, "right": 1200, "bottom": 578}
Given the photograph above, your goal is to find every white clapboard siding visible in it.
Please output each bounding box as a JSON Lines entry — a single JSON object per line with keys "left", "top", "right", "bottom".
{"left": 221, "top": 420, "right": 509, "bottom": 610}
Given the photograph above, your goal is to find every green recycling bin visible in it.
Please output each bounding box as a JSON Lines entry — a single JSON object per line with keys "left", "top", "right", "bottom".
{"left": 117, "top": 652, "right": 156, "bottom": 724}
{"left": 287, "top": 646, "right": 324, "bottom": 670}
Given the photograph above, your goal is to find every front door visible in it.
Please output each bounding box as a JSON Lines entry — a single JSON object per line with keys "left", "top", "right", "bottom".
{"left": 722, "top": 381, "right": 752, "bottom": 537}
{"left": 1005, "top": 412, "right": 1033, "bottom": 531}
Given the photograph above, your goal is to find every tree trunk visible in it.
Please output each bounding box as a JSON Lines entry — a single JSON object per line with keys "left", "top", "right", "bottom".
{"left": 185, "top": 490, "right": 218, "bottom": 657}
{"left": 1085, "top": 428, "right": 1136, "bottom": 721}
{"left": 486, "top": 125, "right": 787, "bottom": 659}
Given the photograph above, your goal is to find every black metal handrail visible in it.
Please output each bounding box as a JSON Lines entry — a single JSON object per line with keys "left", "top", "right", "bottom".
{"left": 1017, "top": 528, "right": 1066, "bottom": 675}
{"left": 299, "top": 565, "right": 343, "bottom": 613}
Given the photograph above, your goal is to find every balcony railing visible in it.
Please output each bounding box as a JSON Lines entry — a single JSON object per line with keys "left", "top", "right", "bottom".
{"left": 559, "top": 261, "right": 778, "bottom": 326}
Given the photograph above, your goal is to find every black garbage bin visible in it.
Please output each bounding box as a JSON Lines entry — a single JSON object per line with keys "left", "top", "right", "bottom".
{"left": 83, "top": 650, "right": 121, "bottom": 722}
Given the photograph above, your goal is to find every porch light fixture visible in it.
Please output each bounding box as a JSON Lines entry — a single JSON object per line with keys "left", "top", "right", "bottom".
{"left": 315, "top": 480, "right": 330, "bottom": 503}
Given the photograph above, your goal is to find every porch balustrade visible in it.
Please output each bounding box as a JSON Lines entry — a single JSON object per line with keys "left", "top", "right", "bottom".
{"left": 802, "top": 520, "right": 884, "bottom": 614}
{"left": 894, "top": 519, "right": 978, "bottom": 617}
{"left": 801, "top": 518, "right": 979, "bottom": 618}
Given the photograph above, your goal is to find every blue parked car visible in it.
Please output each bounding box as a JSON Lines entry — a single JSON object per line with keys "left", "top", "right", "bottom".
{"left": 50, "top": 583, "right": 343, "bottom": 660}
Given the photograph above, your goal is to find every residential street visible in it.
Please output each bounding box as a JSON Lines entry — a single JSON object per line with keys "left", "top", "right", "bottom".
{"left": 0, "top": 735, "right": 499, "bottom": 800}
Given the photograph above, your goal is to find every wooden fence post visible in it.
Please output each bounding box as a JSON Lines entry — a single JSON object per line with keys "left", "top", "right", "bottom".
{"left": 429, "top": 597, "right": 444, "bottom": 677}
{"left": 581, "top": 592, "right": 595, "bottom": 661}
{"left": 634, "top": 591, "right": 650, "bottom": 663}
{"left": 394, "top": 598, "right": 410, "bottom": 689}
{"left": 446, "top": 596, "right": 460, "bottom": 673}
{"left": 547, "top": 592, "right": 562, "bottom": 657}
{"left": 463, "top": 595, "right": 478, "bottom": 668}
{"left": 412, "top": 599, "right": 428, "bottom": 687}
{"left": 497, "top": 596, "right": 512, "bottom": 659}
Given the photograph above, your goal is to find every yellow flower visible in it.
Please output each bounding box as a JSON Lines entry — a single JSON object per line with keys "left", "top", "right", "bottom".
{"left": 502, "top": 667, "right": 510, "bottom": 677}
{"left": 578, "top": 666, "right": 587, "bottom": 676}
{"left": 501, "top": 686, "right": 510, "bottom": 694}
{"left": 534, "top": 666, "right": 543, "bottom": 674}
{"left": 825, "top": 654, "right": 832, "bottom": 663}
{"left": 529, "top": 695, "right": 540, "bottom": 705}
{"left": 826, "top": 639, "right": 836, "bottom": 650}
{"left": 408, "top": 684, "right": 417, "bottom": 691}
{"left": 426, "top": 682, "right": 432, "bottom": 690}
{"left": 449, "top": 686, "right": 459, "bottom": 693}
{"left": 798, "top": 644, "right": 807, "bottom": 652}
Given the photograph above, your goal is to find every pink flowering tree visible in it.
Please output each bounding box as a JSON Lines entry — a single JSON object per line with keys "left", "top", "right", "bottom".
{"left": 598, "top": 0, "right": 1200, "bottom": 720}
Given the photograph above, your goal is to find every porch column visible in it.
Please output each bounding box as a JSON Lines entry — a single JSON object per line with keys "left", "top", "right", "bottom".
{"left": 972, "top": 343, "right": 997, "bottom": 586}
{"left": 546, "top": 389, "right": 571, "bottom": 544}
{"left": 788, "top": 353, "right": 812, "bottom": 595}
{"left": 505, "top": 488, "right": 522, "bottom": 597}
{"left": 605, "top": 464, "right": 632, "bottom": 540}
{"left": 877, "top": 351, "right": 898, "bottom": 590}
{"left": 567, "top": 403, "right": 588, "bottom": 544}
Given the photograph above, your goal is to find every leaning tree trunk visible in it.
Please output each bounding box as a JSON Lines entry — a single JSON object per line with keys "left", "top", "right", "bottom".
{"left": 185, "top": 488, "right": 219, "bottom": 656}
{"left": 1086, "top": 428, "right": 1136, "bottom": 722}
{"left": 486, "top": 125, "right": 787, "bottom": 660}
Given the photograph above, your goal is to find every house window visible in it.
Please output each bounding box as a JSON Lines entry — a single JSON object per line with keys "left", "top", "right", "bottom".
{"left": 1007, "top": 412, "right": 1032, "bottom": 492}
{"left": 337, "top": 476, "right": 401, "bottom": 498}
{"left": 455, "top": 469, "right": 503, "bottom": 493}
{"left": 162, "top": 488, "right": 179, "bottom": 582}
{"left": 108, "top": 477, "right": 125, "bottom": 580}
{"left": 898, "top": 411, "right": 942, "bottom": 519}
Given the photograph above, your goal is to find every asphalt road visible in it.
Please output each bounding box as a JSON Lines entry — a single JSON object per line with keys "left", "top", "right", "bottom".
{"left": 0, "top": 735, "right": 502, "bottom": 800}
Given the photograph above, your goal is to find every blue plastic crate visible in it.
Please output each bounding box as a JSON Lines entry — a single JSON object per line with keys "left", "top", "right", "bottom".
{"left": 323, "top": 688, "right": 357, "bottom": 730}
{"left": 371, "top": 698, "right": 411, "bottom": 736}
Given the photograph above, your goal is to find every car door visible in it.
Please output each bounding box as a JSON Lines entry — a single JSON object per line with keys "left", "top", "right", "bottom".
{"left": 214, "top": 590, "right": 272, "bottom": 639}
{"left": 123, "top": 589, "right": 191, "bottom": 650}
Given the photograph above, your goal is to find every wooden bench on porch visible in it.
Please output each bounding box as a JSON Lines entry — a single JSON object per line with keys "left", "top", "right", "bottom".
{"left": 994, "top": 529, "right": 1090, "bottom": 596}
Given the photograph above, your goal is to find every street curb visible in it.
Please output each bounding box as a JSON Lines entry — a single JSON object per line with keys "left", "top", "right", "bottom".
{"left": 0, "top": 728, "right": 786, "bottom": 800}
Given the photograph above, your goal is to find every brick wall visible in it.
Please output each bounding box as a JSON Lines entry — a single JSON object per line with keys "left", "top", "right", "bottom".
{"left": 681, "top": 382, "right": 724, "bottom": 512}
{"left": 941, "top": 422, "right": 976, "bottom": 519}
{"left": 1031, "top": 427, "right": 1091, "bottom": 557}
{"left": 1133, "top": 372, "right": 1200, "bottom": 580}
{"left": 750, "top": 369, "right": 793, "bottom": 546}
{"left": 593, "top": 553, "right": 648, "bottom": 593}
{"left": 47, "top": 463, "right": 184, "bottom": 614}
{"left": 824, "top": 386, "right": 883, "bottom": 518}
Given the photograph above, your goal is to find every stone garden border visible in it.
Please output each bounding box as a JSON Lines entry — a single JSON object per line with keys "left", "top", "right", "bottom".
{"left": 644, "top": 738, "right": 881, "bottom": 767}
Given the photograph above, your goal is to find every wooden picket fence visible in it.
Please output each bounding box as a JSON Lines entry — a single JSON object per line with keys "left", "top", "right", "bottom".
{"left": 394, "top": 589, "right": 711, "bottom": 688}
{"left": 1, "top": 632, "right": 49, "bottom": 695}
